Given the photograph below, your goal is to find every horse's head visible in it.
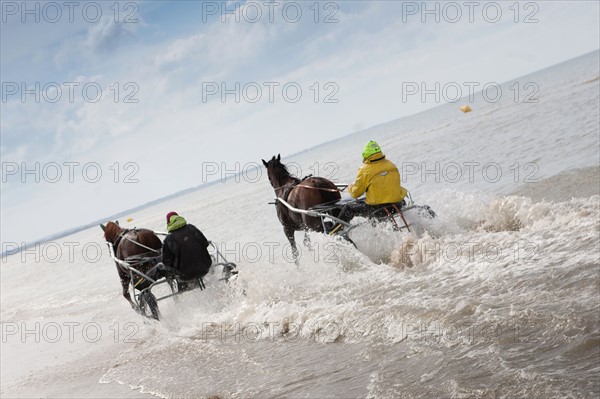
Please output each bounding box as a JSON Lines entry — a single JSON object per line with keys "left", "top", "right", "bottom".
{"left": 100, "top": 221, "right": 122, "bottom": 244}
{"left": 262, "top": 154, "right": 291, "bottom": 188}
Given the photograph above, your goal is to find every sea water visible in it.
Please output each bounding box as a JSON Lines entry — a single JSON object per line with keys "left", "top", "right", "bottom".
{"left": 1, "top": 51, "right": 598, "bottom": 398}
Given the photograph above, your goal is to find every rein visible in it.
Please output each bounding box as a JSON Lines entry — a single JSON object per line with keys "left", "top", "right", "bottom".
{"left": 122, "top": 234, "right": 161, "bottom": 253}
{"left": 295, "top": 184, "right": 340, "bottom": 193}
{"left": 274, "top": 176, "right": 341, "bottom": 197}
{"left": 109, "top": 228, "right": 161, "bottom": 257}
{"left": 273, "top": 177, "right": 301, "bottom": 201}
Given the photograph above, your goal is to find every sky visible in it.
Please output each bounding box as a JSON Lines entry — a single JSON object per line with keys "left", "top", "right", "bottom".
{"left": 1, "top": 0, "right": 599, "bottom": 245}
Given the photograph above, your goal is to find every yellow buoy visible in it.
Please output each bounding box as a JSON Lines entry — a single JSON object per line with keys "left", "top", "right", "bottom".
{"left": 127, "top": 217, "right": 134, "bottom": 222}
{"left": 460, "top": 105, "right": 472, "bottom": 113}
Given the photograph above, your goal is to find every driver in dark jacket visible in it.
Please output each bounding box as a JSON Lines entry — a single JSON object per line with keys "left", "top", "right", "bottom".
{"left": 162, "top": 211, "right": 212, "bottom": 290}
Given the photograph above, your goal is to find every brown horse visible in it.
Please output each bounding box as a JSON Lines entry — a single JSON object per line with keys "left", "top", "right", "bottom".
{"left": 262, "top": 154, "right": 341, "bottom": 258}
{"left": 101, "top": 221, "right": 163, "bottom": 308}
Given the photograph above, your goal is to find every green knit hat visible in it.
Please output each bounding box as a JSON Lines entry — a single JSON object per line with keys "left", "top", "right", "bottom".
{"left": 167, "top": 215, "right": 187, "bottom": 232}
{"left": 362, "top": 140, "right": 382, "bottom": 159}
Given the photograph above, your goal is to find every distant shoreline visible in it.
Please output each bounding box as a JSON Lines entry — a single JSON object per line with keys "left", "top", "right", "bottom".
{"left": 1, "top": 177, "right": 227, "bottom": 257}
{"left": 5, "top": 165, "right": 598, "bottom": 259}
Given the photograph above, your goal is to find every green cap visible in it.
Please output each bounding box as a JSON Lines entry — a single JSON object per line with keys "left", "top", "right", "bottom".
{"left": 362, "top": 140, "right": 382, "bottom": 159}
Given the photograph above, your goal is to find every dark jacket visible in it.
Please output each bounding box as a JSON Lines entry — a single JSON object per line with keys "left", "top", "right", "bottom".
{"left": 162, "top": 223, "right": 212, "bottom": 280}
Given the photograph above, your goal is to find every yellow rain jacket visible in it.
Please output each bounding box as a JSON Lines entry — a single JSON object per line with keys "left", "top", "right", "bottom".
{"left": 348, "top": 153, "right": 407, "bottom": 205}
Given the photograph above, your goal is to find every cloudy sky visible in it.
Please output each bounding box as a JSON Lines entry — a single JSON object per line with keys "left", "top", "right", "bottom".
{"left": 1, "top": 0, "right": 599, "bottom": 245}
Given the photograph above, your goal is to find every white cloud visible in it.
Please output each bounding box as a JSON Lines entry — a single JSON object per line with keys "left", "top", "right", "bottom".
{"left": 154, "top": 33, "right": 205, "bottom": 67}
{"left": 84, "top": 16, "right": 136, "bottom": 53}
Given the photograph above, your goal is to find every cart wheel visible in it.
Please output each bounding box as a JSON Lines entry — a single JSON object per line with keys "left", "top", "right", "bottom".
{"left": 167, "top": 278, "right": 182, "bottom": 302}
{"left": 167, "top": 277, "right": 178, "bottom": 293}
{"left": 139, "top": 291, "right": 160, "bottom": 321}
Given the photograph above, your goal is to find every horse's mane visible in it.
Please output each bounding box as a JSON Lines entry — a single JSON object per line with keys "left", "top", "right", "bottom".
{"left": 271, "top": 158, "right": 300, "bottom": 184}
{"left": 104, "top": 221, "right": 122, "bottom": 243}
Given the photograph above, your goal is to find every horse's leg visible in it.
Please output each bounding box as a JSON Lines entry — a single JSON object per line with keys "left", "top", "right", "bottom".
{"left": 303, "top": 230, "right": 312, "bottom": 249}
{"left": 121, "top": 279, "right": 135, "bottom": 308}
{"left": 283, "top": 225, "right": 299, "bottom": 262}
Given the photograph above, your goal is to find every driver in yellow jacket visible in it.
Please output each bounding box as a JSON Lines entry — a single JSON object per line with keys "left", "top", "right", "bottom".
{"left": 348, "top": 140, "right": 407, "bottom": 205}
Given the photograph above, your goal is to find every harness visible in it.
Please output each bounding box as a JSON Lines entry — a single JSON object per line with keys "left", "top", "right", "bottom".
{"left": 277, "top": 180, "right": 300, "bottom": 202}
{"left": 109, "top": 228, "right": 163, "bottom": 290}
{"left": 109, "top": 229, "right": 162, "bottom": 274}
{"left": 111, "top": 228, "right": 130, "bottom": 255}
{"left": 275, "top": 175, "right": 341, "bottom": 199}
{"left": 274, "top": 176, "right": 300, "bottom": 198}
{"left": 273, "top": 175, "right": 342, "bottom": 230}
{"left": 110, "top": 228, "right": 161, "bottom": 256}
{"left": 122, "top": 234, "right": 161, "bottom": 253}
